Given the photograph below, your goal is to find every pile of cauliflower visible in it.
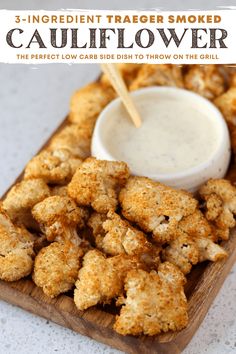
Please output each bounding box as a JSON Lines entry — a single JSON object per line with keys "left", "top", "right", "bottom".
{"left": 1, "top": 64, "right": 236, "bottom": 337}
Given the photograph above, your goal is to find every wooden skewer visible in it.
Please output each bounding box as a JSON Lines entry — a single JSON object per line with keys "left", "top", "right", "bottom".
{"left": 101, "top": 63, "right": 142, "bottom": 128}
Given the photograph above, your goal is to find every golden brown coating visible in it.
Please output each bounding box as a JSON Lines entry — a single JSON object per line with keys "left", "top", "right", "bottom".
{"left": 2, "top": 178, "right": 50, "bottom": 229}
{"left": 199, "top": 179, "right": 236, "bottom": 240}
{"left": 74, "top": 249, "right": 142, "bottom": 310}
{"left": 114, "top": 262, "right": 188, "bottom": 336}
{"left": 24, "top": 148, "right": 82, "bottom": 185}
{"left": 119, "top": 176, "right": 197, "bottom": 243}
{"left": 51, "top": 185, "right": 68, "bottom": 197}
{"left": 87, "top": 211, "right": 107, "bottom": 249}
{"left": 214, "top": 87, "right": 236, "bottom": 126}
{"left": 163, "top": 210, "right": 227, "bottom": 274}
{"left": 68, "top": 157, "right": 130, "bottom": 213}
{"left": 49, "top": 121, "right": 94, "bottom": 159}
{"left": 0, "top": 207, "right": 34, "bottom": 281}
{"left": 178, "top": 209, "right": 216, "bottom": 241}
{"left": 184, "top": 65, "right": 225, "bottom": 100}
{"left": 129, "top": 64, "right": 184, "bottom": 91}
{"left": 163, "top": 232, "right": 199, "bottom": 274}
{"left": 229, "top": 71, "right": 236, "bottom": 88}
{"left": 214, "top": 88, "right": 236, "bottom": 153}
{"left": 100, "top": 211, "right": 160, "bottom": 269}
{"left": 69, "top": 82, "right": 116, "bottom": 125}
{"left": 101, "top": 64, "right": 142, "bottom": 88}
{"left": 33, "top": 240, "right": 83, "bottom": 298}
{"left": 102, "top": 211, "right": 152, "bottom": 255}
{"left": 194, "top": 237, "right": 227, "bottom": 263}
{"left": 163, "top": 233, "right": 226, "bottom": 274}
{"left": 32, "top": 196, "right": 89, "bottom": 242}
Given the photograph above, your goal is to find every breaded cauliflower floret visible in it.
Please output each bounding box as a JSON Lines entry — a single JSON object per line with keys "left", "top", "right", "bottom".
{"left": 214, "top": 88, "right": 236, "bottom": 153}
{"left": 68, "top": 158, "right": 130, "bottom": 213}
{"left": 0, "top": 207, "right": 34, "bottom": 281}
{"left": 49, "top": 121, "right": 94, "bottom": 159}
{"left": 33, "top": 240, "right": 83, "bottom": 298}
{"left": 184, "top": 65, "right": 225, "bottom": 100}
{"left": 178, "top": 210, "right": 216, "bottom": 241}
{"left": 101, "top": 64, "right": 142, "bottom": 88}
{"left": 214, "top": 87, "right": 236, "bottom": 126}
{"left": 199, "top": 179, "right": 236, "bottom": 240}
{"left": 229, "top": 71, "right": 236, "bottom": 88}
{"left": 114, "top": 262, "right": 188, "bottom": 336}
{"left": 51, "top": 185, "right": 68, "bottom": 197}
{"left": 87, "top": 212, "right": 107, "bottom": 249}
{"left": 129, "top": 64, "right": 184, "bottom": 91}
{"left": 74, "top": 249, "right": 142, "bottom": 310}
{"left": 69, "top": 82, "right": 116, "bottom": 125}
{"left": 32, "top": 196, "right": 89, "bottom": 242}
{"left": 119, "top": 176, "right": 197, "bottom": 243}
{"left": 101, "top": 211, "right": 160, "bottom": 268}
{"left": 163, "top": 211, "right": 227, "bottom": 274}
{"left": 163, "top": 232, "right": 199, "bottom": 274}
{"left": 24, "top": 148, "right": 82, "bottom": 185}
{"left": 194, "top": 237, "right": 227, "bottom": 263}
{"left": 3, "top": 178, "right": 50, "bottom": 229}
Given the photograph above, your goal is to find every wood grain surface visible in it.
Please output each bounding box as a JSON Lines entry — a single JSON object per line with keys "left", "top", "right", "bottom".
{"left": 1, "top": 116, "right": 236, "bottom": 354}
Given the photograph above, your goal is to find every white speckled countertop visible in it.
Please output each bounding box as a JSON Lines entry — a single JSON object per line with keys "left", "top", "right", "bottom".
{"left": 0, "top": 1, "right": 236, "bottom": 353}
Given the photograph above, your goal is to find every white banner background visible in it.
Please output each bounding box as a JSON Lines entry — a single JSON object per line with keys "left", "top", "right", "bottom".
{"left": 0, "top": 9, "right": 235, "bottom": 64}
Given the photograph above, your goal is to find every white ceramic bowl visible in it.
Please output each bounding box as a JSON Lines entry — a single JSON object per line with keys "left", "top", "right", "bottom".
{"left": 92, "top": 87, "right": 231, "bottom": 192}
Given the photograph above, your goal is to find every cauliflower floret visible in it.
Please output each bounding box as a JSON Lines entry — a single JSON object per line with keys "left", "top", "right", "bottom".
{"left": 49, "top": 121, "right": 94, "bottom": 159}
{"left": 178, "top": 209, "right": 216, "bottom": 241}
{"left": 74, "top": 249, "right": 142, "bottom": 310}
{"left": 69, "top": 82, "right": 116, "bottom": 125}
{"left": 214, "top": 88, "right": 236, "bottom": 126}
{"left": 194, "top": 237, "right": 227, "bottom": 263}
{"left": 129, "top": 64, "right": 184, "bottom": 91}
{"left": 51, "top": 185, "right": 68, "bottom": 197}
{"left": 33, "top": 240, "right": 83, "bottom": 298}
{"left": 114, "top": 262, "right": 188, "bottom": 336}
{"left": 119, "top": 176, "right": 197, "bottom": 243}
{"left": 0, "top": 207, "right": 34, "bottom": 281}
{"left": 87, "top": 212, "right": 107, "bottom": 249}
{"left": 163, "top": 211, "right": 227, "bottom": 274}
{"left": 68, "top": 158, "right": 130, "bottom": 213}
{"left": 163, "top": 232, "right": 199, "bottom": 274}
{"left": 32, "top": 196, "right": 89, "bottom": 242}
{"left": 24, "top": 148, "right": 82, "bottom": 185}
{"left": 101, "top": 64, "right": 142, "bottom": 88}
{"left": 199, "top": 179, "right": 236, "bottom": 240}
{"left": 213, "top": 87, "right": 236, "bottom": 152}
{"left": 184, "top": 65, "right": 225, "bottom": 100}
{"left": 2, "top": 178, "right": 50, "bottom": 229}
{"left": 100, "top": 211, "right": 160, "bottom": 269}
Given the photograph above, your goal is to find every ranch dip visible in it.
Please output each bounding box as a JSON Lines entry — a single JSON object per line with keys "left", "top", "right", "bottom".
{"left": 99, "top": 89, "right": 221, "bottom": 176}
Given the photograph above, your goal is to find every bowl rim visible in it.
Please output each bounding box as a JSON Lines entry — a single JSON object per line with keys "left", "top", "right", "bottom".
{"left": 91, "top": 86, "right": 231, "bottom": 182}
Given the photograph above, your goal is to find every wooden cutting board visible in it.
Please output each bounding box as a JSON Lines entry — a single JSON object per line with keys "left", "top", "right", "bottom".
{"left": 1, "top": 116, "right": 236, "bottom": 354}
